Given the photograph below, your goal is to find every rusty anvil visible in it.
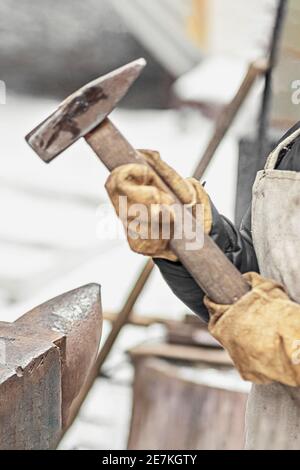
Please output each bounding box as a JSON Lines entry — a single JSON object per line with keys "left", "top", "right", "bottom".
{"left": 0, "top": 284, "right": 102, "bottom": 450}
{"left": 26, "top": 59, "right": 249, "bottom": 305}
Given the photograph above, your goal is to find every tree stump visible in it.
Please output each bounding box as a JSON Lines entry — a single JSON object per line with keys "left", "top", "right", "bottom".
{"left": 128, "top": 357, "right": 249, "bottom": 450}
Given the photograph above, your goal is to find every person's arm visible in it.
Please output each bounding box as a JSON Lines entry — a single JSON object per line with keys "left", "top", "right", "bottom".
{"left": 154, "top": 203, "right": 258, "bottom": 322}
{"left": 155, "top": 121, "right": 300, "bottom": 322}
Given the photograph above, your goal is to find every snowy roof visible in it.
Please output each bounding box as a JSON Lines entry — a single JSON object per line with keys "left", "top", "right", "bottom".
{"left": 111, "top": 0, "right": 203, "bottom": 77}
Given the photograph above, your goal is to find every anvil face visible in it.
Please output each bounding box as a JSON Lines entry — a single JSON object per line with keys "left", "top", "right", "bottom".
{"left": 0, "top": 284, "right": 102, "bottom": 449}
{"left": 25, "top": 58, "right": 146, "bottom": 162}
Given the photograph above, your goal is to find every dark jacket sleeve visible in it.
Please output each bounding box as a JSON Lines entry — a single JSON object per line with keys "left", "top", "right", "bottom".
{"left": 154, "top": 203, "right": 258, "bottom": 322}
{"left": 155, "top": 121, "right": 300, "bottom": 323}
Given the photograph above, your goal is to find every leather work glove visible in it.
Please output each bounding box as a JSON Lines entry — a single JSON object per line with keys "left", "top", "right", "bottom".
{"left": 105, "top": 150, "right": 212, "bottom": 262}
{"left": 205, "top": 272, "right": 300, "bottom": 387}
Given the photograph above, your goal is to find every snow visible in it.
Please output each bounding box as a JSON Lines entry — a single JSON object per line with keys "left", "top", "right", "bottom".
{"left": 0, "top": 93, "right": 239, "bottom": 315}
{"left": 0, "top": 92, "right": 246, "bottom": 449}
{"left": 174, "top": 56, "right": 251, "bottom": 105}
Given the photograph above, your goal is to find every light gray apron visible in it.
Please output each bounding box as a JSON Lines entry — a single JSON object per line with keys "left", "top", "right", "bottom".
{"left": 246, "top": 127, "right": 300, "bottom": 450}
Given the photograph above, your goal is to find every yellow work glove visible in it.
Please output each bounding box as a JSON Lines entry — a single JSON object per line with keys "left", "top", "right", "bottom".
{"left": 205, "top": 272, "right": 300, "bottom": 387}
{"left": 105, "top": 150, "right": 212, "bottom": 262}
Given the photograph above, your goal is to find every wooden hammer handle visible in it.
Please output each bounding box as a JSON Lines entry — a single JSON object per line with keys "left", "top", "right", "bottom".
{"left": 86, "top": 118, "right": 249, "bottom": 304}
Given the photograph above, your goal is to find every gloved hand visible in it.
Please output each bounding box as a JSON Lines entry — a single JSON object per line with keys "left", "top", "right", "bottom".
{"left": 105, "top": 150, "right": 212, "bottom": 261}
{"left": 205, "top": 272, "right": 300, "bottom": 387}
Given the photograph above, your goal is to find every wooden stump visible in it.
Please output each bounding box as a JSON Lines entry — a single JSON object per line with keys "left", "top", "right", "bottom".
{"left": 128, "top": 357, "right": 249, "bottom": 450}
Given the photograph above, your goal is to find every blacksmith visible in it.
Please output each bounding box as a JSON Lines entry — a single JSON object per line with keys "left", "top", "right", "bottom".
{"left": 106, "top": 122, "right": 300, "bottom": 450}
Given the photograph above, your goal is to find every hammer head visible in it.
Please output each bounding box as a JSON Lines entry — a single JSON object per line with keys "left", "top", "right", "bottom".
{"left": 26, "top": 58, "right": 146, "bottom": 163}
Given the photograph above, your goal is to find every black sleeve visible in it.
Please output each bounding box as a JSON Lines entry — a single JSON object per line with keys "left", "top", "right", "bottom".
{"left": 154, "top": 202, "right": 259, "bottom": 323}
{"left": 275, "top": 124, "right": 300, "bottom": 172}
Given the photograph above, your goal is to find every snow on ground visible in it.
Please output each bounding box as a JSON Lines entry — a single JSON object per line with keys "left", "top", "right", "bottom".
{"left": 0, "top": 93, "right": 241, "bottom": 449}
{"left": 0, "top": 93, "right": 239, "bottom": 315}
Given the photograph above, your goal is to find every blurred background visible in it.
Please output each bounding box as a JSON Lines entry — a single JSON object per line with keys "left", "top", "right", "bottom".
{"left": 0, "top": 0, "right": 299, "bottom": 450}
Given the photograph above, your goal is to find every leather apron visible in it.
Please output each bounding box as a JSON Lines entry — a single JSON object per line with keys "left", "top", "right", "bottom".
{"left": 246, "top": 127, "right": 300, "bottom": 450}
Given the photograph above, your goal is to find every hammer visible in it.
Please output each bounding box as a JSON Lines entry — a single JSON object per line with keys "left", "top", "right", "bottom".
{"left": 26, "top": 59, "right": 249, "bottom": 305}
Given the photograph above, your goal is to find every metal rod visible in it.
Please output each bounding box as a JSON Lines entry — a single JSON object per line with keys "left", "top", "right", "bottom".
{"left": 257, "top": 0, "right": 288, "bottom": 169}
{"left": 194, "top": 59, "right": 267, "bottom": 180}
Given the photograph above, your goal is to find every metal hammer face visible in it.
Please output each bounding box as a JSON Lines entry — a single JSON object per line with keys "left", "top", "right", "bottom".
{"left": 26, "top": 59, "right": 146, "bottom": 163}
